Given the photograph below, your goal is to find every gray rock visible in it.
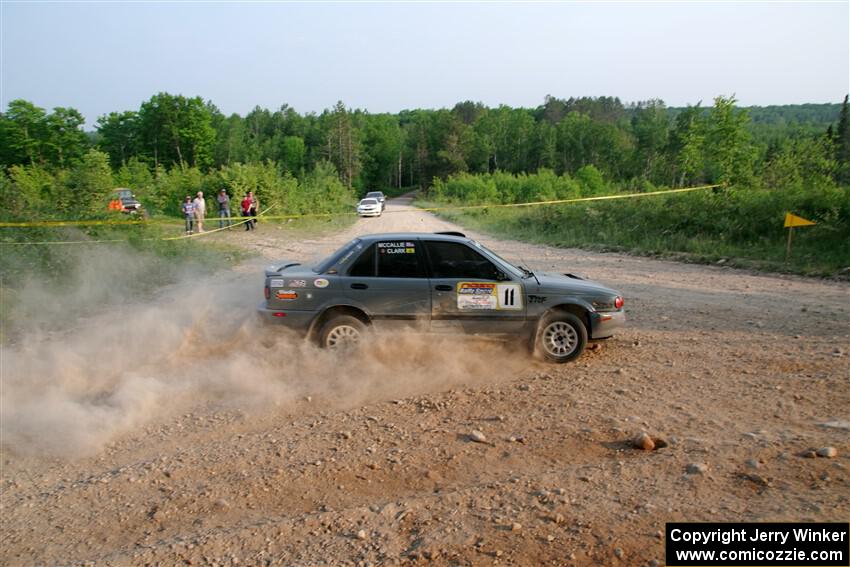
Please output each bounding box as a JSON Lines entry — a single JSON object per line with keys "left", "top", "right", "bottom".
{"left": 817, "top": 447, "right": 838, "bottom": 458}
{"left": 818, "top": 421, "right": 850, "bottom": 431}
{"left": 470, "top": 430, "right": 487, "bottom": 444}
{"left": 686, "top": 463, "right": 707, "bottom": 475}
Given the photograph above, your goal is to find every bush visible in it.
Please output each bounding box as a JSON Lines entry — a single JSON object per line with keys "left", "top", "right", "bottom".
{"left": 427, "top": 171, "right": 850, "bottom": 275}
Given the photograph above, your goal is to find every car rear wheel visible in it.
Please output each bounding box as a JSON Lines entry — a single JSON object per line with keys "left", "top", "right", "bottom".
{"left": 535, "top": 312, "right": 587, "bottom": 363}
{"left": 319, "top": 315, "right": 366, "bottom": 351}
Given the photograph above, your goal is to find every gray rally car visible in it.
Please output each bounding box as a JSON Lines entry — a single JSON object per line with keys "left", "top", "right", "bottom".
{"left": 258, "top": 232, "right": 625, "bottom": 362}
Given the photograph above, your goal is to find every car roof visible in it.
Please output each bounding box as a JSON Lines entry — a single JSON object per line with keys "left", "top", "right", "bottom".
{"left": 357, "top": 232, "right": 469, "bottom": 243}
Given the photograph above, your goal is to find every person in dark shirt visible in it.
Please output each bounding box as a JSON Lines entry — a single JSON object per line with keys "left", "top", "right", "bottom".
{"left": 181, "top": 196, "right": 195, "bottom": 234}
{"left": 217, "top": 189, "right": 231, "bottom": 229}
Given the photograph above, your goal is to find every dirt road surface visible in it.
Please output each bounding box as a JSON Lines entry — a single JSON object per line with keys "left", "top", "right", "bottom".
{"left": 2, "top": 195, "right": 848, "bottom": 566}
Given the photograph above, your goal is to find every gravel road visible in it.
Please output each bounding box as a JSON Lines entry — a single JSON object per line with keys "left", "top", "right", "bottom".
{"left": 2, "top": 194, "right": 848, "bottom": 566}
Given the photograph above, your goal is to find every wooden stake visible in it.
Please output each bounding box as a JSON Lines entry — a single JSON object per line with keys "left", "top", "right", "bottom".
{"left": 785, "top": 226, "right": 794, "bottom": 263}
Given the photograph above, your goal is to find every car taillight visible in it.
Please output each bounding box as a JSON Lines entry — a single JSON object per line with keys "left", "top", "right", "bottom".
{"left": 614, "top": 296, "right": 624, "bottom": 309}
{"left": 264, "top": 286, "right": 270, "bottom": 300}
{"left": 273, "top": 312, "right": 286, "bottom": 318}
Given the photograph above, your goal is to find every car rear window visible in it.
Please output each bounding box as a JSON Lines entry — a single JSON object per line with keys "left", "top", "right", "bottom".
{"left": 313, "top": 238, "right": 361, "bottom": 273}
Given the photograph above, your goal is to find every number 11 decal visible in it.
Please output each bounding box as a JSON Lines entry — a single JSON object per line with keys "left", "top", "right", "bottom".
{"left": 496, "top": 283, "right": 522, "bottom": 310}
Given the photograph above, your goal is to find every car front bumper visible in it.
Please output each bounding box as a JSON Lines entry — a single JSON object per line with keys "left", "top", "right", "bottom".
{"left": 358, "top": 209, "right": 381, "bottom": 216}
{"left": 589, "top": 309, "right": 625, "bottom": 339}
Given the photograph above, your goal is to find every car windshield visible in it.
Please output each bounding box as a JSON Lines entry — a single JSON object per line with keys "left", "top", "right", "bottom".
{"left": 360, "top": 199, "right": 378, "bottom": 205}
{"left": 313, "top": 238, "right": 362, "bottom": 273}
{"left": 366, "top": 192, "right": 383, "bottom": 199}
{"left": 471, "top": 240, "right": 526, "bottom": 279}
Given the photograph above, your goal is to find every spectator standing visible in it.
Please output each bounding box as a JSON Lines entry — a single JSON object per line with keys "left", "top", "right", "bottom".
{"left": 217, "top": 189, "right": 232, "bottom": 229}
{"left": 249, "top": 191, "right": 259, "bottom": 229}
{"left": 241, "top": 193, "right": 254, "bottom": 231}
{"left": 193, "top": 191, "right": 206, "bottom": 232}
{"left": 181, "top": 196, "right": 195, "bottom": 235}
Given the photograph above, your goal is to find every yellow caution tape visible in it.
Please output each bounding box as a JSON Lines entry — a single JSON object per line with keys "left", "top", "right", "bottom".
{"left": 0, "top": 184, "right": 722, "bottom": 245}
{"left": 0, "top": 207, "right": 274, "bottom": 245}
{"left": 207, "top": 183, "right": 724, "bottom": 222}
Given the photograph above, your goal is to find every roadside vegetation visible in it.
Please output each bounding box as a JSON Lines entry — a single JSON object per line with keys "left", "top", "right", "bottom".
{"left": 422, "top": 96, "right": 850, "bottom": 277}
{"left": 423, "top": 179, "right": 849, "bottom": 276}
{"left": 1, "top": 92, "right": 848, "bottom": 279}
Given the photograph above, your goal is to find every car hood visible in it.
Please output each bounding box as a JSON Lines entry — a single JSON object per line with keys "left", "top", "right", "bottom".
{"left": 531, "top": 272, "right": 620, "bottom": 296}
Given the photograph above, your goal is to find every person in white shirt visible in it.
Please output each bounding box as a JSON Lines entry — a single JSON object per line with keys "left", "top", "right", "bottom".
{"left": 193, "top": 191, "right": 206, "bottom": 232}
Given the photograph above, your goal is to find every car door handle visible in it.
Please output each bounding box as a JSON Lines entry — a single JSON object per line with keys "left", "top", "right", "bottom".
{"left": 434, "top": 284, "right": 452, "bottom": 291}
{"left": 350, "top": 283, "right": 368, "bottom": 290}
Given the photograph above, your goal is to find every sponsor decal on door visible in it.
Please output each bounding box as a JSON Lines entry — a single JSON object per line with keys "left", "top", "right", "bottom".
{"left": 456, "top": 282, "right": 522, "bottom": 310}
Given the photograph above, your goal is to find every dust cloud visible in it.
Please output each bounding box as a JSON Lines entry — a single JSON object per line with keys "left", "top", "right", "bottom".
{"left": 1, "top": 247, "right": 530, "bottom": 458}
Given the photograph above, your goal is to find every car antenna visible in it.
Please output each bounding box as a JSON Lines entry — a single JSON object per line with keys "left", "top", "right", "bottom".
{"left": 517, "top": 251, "right": 541, "bottom": 286}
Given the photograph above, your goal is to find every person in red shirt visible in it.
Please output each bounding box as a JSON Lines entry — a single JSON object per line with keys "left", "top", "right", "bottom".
{"left": 241, "top": 193, "right": 254, "bottom": 231}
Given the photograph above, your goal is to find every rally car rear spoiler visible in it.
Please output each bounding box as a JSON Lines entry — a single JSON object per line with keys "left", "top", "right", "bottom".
{"left": 265, "top": 260, "right": 301, "bottom": 276}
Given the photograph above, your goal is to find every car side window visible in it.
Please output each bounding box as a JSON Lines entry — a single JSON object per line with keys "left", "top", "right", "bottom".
{"left": 376, "top": 240, "right": 425, "bottom": 278}
{"left": 424, "top": 241, "right": 505, "bottom": 280}
{"left": 348, "top": 241, "right": 426, "bottom": 278}
{"left": 349, "top": 243, "right": 376, "bottom": 277}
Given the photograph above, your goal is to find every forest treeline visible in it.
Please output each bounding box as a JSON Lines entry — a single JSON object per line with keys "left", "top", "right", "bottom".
{"left": 0, "top": 93, "right": 848, "bottom": 222}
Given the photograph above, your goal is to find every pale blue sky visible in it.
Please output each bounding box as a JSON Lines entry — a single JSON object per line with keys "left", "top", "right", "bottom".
{"left": 2, "top": 1, "right": 848, "bottom": 127}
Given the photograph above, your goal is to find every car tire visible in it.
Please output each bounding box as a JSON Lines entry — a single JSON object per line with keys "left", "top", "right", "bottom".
{"left": 535, "top": 312, "right": 587, "bottom": 363}
{"left": 319, "top": 315, "right": 367, "bottom": 351}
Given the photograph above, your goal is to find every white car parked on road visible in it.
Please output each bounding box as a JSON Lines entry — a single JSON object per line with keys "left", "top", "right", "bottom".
{"left": 357, "top": 198, "right": 382, "bottom": 217}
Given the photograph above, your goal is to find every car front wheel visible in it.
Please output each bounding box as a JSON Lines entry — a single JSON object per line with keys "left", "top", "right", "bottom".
{"left": 319, "top": 315, "right": 366, "bottom": 350}
{"left": 535, "top": 312, "right": 587, "bottom": 363}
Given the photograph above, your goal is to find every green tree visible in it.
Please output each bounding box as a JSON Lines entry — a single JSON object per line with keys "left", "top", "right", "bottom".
{"left": 836, "top": 94, "right": 850, "bottom": 183}
{"left": 2, "top": 100, "right": 48, "bottom": 166}
{"left": 44, "top": 107, "right": 88, "bottom": 167}
{"left": 114, "top": 157, "right": 155, "bottom": 203}
{"left": 280, "top": 136, "right": 306, "bottom": 176}
{"left": 668, "top": 104, "right": 706, "bottom": 186}
{"left": 325, "top": 101, "right": 360, "bottom": 190}
{"left": 138, "top": 93, "right": 216, "bottom": 169}
{"left": 96, "top": 111, "right": 140, "bottom": 168}
{"left": 630, "top": 99, "right": 669, "bottom": 181}
{"left": 67, "top": 149, "right": 114, "bottom": 214}
{"left": 5, "top": 165, "right": 57, "bottom": 216}
{"left": 213, "top": 113, "right": 247, "bottom": 166}
{"left": 361, "top": 114, "right": 403, "bottom": 189}
{"left": 704, "top": 95, "right": 755, "bottom": 185}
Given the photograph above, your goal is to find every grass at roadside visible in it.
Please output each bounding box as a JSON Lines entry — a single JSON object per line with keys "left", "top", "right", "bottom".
{"left": 416, "top": 193, "right": 850, "bottom": 278}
